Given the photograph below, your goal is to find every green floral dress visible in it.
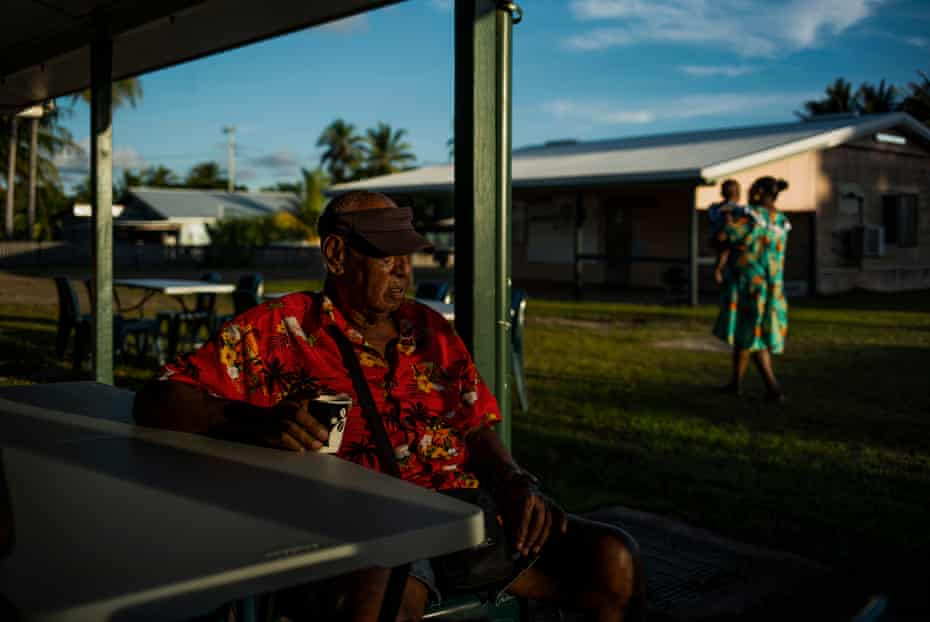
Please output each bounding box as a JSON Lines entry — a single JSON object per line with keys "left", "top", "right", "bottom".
{"left": 712, "top": 205, "right": 791, "bottom": 354}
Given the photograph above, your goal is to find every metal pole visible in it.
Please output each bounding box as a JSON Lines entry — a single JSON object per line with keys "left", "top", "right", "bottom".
{"left": 574, "top": 190, "right": 584, "bottom": 301}
{"left": 455, "top": 0, "right": 517, "bottom": 449}
{"left": 91, "top": 31, "right": 114, "bottom": 384}
{"left": 689, "top": 192, "right": 699, "bottom": 306}
{"left": 28, "top": 117, "right": 38, "bottom": 239}
{"left": 494, "top": 3, "right": 515, "bottom": 449}
{"left": 223, "top": 126, "right": 235, "bottom": 192}
{"left": 4, "top": 117, "right": 16, "bottom": 239}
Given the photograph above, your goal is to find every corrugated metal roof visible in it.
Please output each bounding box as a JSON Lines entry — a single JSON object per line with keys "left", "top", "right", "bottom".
{"left": 332, "top": 113, "right": 930, "bottom": 193}
{"left": 121, "top": 187, "right": 299, "bottom": 221}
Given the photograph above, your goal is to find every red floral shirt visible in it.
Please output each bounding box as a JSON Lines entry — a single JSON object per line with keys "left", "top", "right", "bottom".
{"left": 161, "top": 292, "right": 502, "bottom": 491}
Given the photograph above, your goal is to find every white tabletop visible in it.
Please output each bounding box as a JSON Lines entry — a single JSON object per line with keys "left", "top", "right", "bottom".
{"left": 114, "top": 278, "right": 236, "bottom": 296}
{"left": 417, "top": 299, "right": 455, "bottom": 321}
{"left": 0, "top": 382, "right": 483, "bottom": 621}
{"left": 263, "top": 292, "right": 455, "bottom": 321}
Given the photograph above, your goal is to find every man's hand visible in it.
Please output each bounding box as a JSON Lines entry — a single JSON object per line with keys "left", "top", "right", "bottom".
{"left": 714, "top": 266, "right": 725, "bottom": 285}
{"left": 225, "top": 399, "right": 330, "bottom": 453}
{"left": 498, "top": 477, "right": 568, "bottom": 557}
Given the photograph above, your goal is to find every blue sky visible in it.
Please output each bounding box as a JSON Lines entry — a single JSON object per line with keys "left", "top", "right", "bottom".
{"left": 55, "top": 0, "right": 930, "bottom": 191}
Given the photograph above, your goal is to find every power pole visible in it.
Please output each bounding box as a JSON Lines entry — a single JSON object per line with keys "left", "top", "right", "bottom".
{"left": 222, "top": 126, "right": 235, "bottom": 192}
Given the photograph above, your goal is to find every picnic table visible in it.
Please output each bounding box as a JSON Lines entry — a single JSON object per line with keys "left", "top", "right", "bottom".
{"left": 113, "top": 278, "right": 236, "bottom": 314}
{"left": 0, "top": 382, "right": 484, "bottom": 621}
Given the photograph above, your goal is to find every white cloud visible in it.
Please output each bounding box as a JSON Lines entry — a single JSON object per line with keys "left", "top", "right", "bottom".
{"left": 903, "top": 35, "right": 929, "bottom": 48}
{"left": 544, "top": 100, "right": 655, "bottom": 124}
{"left": 565, "top": 0, "right": 883, "bottom": 57}
{"left": 53, "top": 138, "right": 146, "bottom": 176}
{"left": 543, "top": 91, "right": 819, "bottom": 126}
{"left": 679, "top": 65, "right": 758, "bottom": 77}
{"left": 318, "top": 14, "right": 369, "bottom": 34}
{"left": 249, "top": 150, "right": 298, "bottom": 176}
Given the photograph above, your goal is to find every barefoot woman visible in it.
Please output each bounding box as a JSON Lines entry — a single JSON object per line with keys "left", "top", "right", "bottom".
{"left": 713, "top": 176, "right": 790, "bottom": 401}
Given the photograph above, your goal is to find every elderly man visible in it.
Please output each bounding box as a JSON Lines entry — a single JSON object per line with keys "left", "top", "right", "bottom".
{"left": 134, "top": 191, "right": 642, "bottom": 621}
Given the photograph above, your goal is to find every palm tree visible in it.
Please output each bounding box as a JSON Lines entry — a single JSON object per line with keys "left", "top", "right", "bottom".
{"left": 72, "top": 78, "right": 144, "bottom": 111}
{"left": 184, "top": 161, "right": 226, "bottom": 189}
{"left": 1, "top": 105, "right": 76, "bottom": 239}
{"left": 902, "top": 70, "right": 930, "bottom": 127}
{"left": 298, "top": 167, "right": 328, "bottom": 231}
{"left": 856, "top": 80, "right": 899, "bottom": 114}
{"left": 797, "top": 78, "right": 856, "bottom": 120}
{"left": 362, "top": 122, "right": 416, "bottom": 178}
{"left": 140, "top": 165, "right": 179, "bottom": 187}
{"left": 316, "top": 119, "right": 365, "bottom": 183}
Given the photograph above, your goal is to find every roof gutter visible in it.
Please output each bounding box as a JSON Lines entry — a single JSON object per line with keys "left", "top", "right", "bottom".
{"left": 701, "top": 113, "right": 929, "bottom": 181}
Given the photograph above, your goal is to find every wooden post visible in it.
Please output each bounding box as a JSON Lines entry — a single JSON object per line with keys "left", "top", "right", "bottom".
{"left": 574, "top": 190, "right": 584, "bottom": 300}
{"left": 689, "top": 192, "right": 699, "bottom": 306}
{"left": 808, "top": 211, "right": 818, "bottom": 295}
{"left": 91, "top": 32, "right": 114, "bottom": 384}
{"left": 4, "top": 117, "right": 16, "bottom": 239}
{"left": 28, "top": 117, "right": 38, "bottom": 239}
{"left": 455, "top": 0, "right": 516, "bottom": 448}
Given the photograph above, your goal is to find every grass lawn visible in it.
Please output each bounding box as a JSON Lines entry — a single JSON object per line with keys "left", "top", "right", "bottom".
{"left": 1, "top": 280, "right": 928, "bottom": 597}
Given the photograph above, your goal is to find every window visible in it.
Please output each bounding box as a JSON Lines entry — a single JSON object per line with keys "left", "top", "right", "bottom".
{"left": 882, "top": 194, "right": 919, "bottom": 247}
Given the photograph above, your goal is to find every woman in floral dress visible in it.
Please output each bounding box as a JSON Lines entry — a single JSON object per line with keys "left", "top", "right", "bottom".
{"left": 713, "top": 176, "right": 790, "bottom": 401}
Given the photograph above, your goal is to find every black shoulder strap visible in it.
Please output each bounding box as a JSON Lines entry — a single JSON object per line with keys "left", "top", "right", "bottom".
{"left": 326, "top": 325, "right": 401, "bottom": 479}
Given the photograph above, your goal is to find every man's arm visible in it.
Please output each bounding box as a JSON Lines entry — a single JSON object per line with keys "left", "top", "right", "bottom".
{"left": 465, "top": 426, "right": 568, "bottom": 556}
{"left": 133, "top": 380, "right": 331, "bottom": 452}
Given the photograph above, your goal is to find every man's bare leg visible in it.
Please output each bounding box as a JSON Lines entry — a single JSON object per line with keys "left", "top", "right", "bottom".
{"left": 313, "top": 567, "right": 428, "bottom": 622}
{"left": 506, "top": 515, "right": 643, "bottom": 622}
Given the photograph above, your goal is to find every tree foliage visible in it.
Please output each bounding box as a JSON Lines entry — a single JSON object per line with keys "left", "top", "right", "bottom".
{"left": 362, "top": 122, "right": 416, "bottom": 177}
{"left": 797, "top": 73, "right": 930, "bottom": 127}
{"left": 316, "top": 119, "right": 365, "bottom": 183}
{"left": 299, "top": 167, "right": 328, "bottom": 234}
{"left": 856, "top": 80, "right": 899, "bottom": 114}
{"left": 1, "top": 104, "right": 78, "bottom": 240}
{"left": 798, "top": 78, "right": 856, "bottom": 119}
{"left": 901, "top": 70, "right": 930, "bottom": 126}
{"left": 72, "top": 78, "right": 144, "bottom": 111}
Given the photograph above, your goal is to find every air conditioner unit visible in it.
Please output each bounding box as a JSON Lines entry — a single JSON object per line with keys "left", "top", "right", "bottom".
{"left": 859, "top": 225, "right": 885, "bottom": 258}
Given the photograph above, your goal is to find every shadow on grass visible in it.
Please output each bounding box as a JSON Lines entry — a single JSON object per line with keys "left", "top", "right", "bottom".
{"left": 512, "top": 423, "right": 930, "bottom": 613}
{"left": 792, "top": 288, "right": 930, "bottom": 314}
{"left": 0, "top": 314, "right": 58, "bottom": 328}
{"left": 524, "top": 340, "right": 930, "bottom": 455}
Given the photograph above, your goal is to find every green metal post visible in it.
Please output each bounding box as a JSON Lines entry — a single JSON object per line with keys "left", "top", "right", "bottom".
{"left": 494, "top": 5, "right": 515, "bottom": 450}
{"left": 91, "top": 31, "right": 114, "bottom": 384}
{"left": 455, "top": 0, "right": 516, "bottom": 449}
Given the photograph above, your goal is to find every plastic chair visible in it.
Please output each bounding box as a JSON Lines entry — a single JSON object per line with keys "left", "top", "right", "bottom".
{"left": 56, "top": 277, "right": 162, "bottom": 369}
{"left": 54, "top": 277, "right": 91, "bottom": 367}
{"left": 415, "top": 280, "right": 453, "bottom": 304}
{"left": 161, "top": 272, "right": 223, "bottom": 360}
{"left": 510, "top": 287, "right": 529, "bottom": 413}
{"left": 232, "top": 273, "right": 264, "bottom": 316}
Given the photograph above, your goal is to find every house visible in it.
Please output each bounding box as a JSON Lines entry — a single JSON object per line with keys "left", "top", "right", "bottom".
{"left": 65, "top": 187, "right": 300, "bottom": 246}
{"left": 332, "top": 112, "right": 930, "bottom": 297}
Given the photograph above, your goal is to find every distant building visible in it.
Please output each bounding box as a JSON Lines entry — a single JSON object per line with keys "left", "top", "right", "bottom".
{"left": 332, "top": 112, "right": 930, "bottom": 295}
{"left": 64, "top": 187, "right": 300, "bottom": 246}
